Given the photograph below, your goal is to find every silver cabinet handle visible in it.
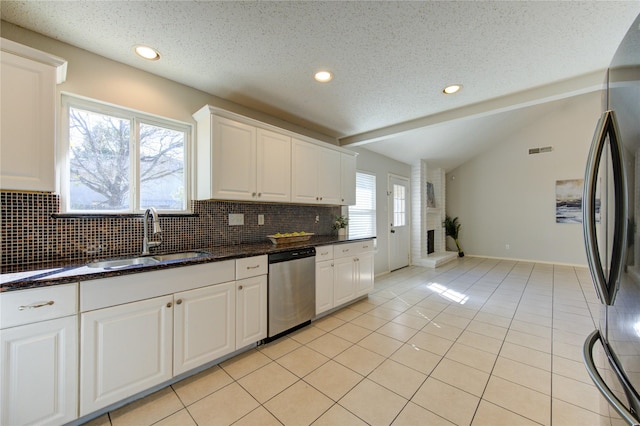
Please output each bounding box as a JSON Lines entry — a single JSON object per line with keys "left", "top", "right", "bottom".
{"left": 583, "top": 110, "right": 627, "bottom": 305}
{"left": 583, "top": 330, "right": 640, "bottom": 425}
{"left": 342, "top": 249, "right": 349, "bottom": 252}
{"left": 18, "top": 300, "right": 54, "bottom": 310}
{"left": 320, "top": 251, "right": 329, "bottom": 256}
{"left": 246, "top": 265, "right": 260, "bottom": 269}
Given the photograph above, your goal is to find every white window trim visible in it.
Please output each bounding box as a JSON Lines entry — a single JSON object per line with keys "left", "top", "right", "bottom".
{"left": 348, "top": 170, "right": 376, "bottom": 239}
{"left": 59, "top": 93, "right": 193, "bottom": 213}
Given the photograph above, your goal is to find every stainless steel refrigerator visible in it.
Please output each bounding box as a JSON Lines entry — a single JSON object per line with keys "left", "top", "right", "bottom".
{"left": 583, "top": 13, "right": 640, "bottom": 425}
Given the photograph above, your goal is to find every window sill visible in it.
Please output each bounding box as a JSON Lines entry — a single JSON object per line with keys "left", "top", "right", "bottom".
{"left": 51, "top": 212, "right": 198, "bottom": 219}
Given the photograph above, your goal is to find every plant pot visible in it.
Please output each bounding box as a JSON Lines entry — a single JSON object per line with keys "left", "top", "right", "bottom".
{"left": 338, "top": 228, "right": 346, "bottom": 237}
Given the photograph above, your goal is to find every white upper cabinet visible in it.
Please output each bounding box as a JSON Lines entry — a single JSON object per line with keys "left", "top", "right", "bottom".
{"left": 194, "top": 105, "right": 356, "bottom": 205}
{"left": 291, "top": 138, "right": 342, "bottom": 205}
{"left": 194, "top": 109, "right": 292, "bottom": 202}
{"left": 256, "top": 128, "right": 291, "bottom": 202}
{"left": 0, "top": 38, "right": 66, "bottom": 192}
{"left": 206, "top": 115, "right": 257, "bottom": 201}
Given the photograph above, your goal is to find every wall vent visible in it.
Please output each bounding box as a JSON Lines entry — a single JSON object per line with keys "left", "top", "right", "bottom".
{"left": 529, "top": 146, "right": 553, "bottom": 155}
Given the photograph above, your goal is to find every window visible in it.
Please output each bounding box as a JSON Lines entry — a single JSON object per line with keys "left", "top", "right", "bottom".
{"left": 393, "top": 183, "right": 406, "bottom": 227}
{"left": 348, "top": 171, "right": 376, "bottom": 238}
{"left": 61, "top": 95, "right": 190, "bottom": 213}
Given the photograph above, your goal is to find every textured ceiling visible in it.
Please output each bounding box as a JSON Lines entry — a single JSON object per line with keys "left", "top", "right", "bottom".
{"left": 2, "top": 1, "right": 639, "bottom": 170}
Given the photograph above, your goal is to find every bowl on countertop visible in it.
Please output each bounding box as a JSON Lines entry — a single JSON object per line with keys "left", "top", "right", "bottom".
{"left": 267, "top": 233, "right": 314, "bottom": 245}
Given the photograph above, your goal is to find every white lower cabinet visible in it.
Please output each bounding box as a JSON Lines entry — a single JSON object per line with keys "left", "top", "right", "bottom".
{"left": 333, "top": 256, "right": 357, "bottom": 306}
{"left": 79, "top": 258, "right": 268, "bottom": 418}
{"left": 315, "top": 240, "right": 375, "bottom": 315}
{"left": 315, "top": 259, "right": 334, "bottom": 315}
{"left": 355, "top": 251, "right": 374, "bottom": 297}
{"left": 174, "top": 282, "right": 235, "bottom": 375}
{"left": 0, "top": 283, "right": 79, "bottom": 426}
{"left": 235, "top": 274, "right": 267, "bottom": 348}
{"left": 1, "top": 315, "right": 78, "bottom": 426}
{"left": 80, "top": 295, "right": 174, "bottom": 416}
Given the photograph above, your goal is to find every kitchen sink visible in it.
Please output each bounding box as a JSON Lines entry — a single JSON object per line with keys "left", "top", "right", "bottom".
{"left": 87, "top": 256, "right": 159, "bottom": 269}
{"left": 151, "top": 251, "right": 210, "bottom": 262}
{"left": 87, "top": 251, "right": 210, "bottom": 269}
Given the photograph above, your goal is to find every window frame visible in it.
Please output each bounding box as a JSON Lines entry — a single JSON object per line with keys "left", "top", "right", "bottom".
{"left": 348, "top": 170, "right": 377, "bottom": 239}
{"left": 59, "top": 94, "right": 192, "bottom": 214}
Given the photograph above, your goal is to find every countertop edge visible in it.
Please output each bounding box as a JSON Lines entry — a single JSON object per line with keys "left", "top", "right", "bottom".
{"left": 1, "top": 236, "right": 376, "bottom": 292}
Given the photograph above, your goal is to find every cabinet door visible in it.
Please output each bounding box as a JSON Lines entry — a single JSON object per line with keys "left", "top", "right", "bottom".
{"left": 174, "top": 282, "right": 235, "bottom": 375}
{"left": 316, "top": 260, "right": 334, "bottom": 315}
{"left": 257, "top": 129, "right": 291, "bottom": 202}
{"left": 236, "top": 275, "right": 267, "bottom": 348}
{"left": 211, "top": 116, "right": 257, "bottom": 200}
{"left": 291, "top": 139, "right": 320, "bottom": 203}
{"left": 1, "top": 51, "right": 56, "bottom": 191}
{"left": 340, "top": 153, "right": 356, "bottom": 205}
{"left": 333, "top": 257, "right": 356, "bottom": 306}
{"left": 355, "top": 252, "right": 375, "bottom": 297}
{"left": 1, "top": 315, "right": 78, "bottom": 426}
{"left": 318, "top": 147, "right": 342, "bottom": 204}
{"left": 80, "top": 295, "right": 173, "bottom": 415}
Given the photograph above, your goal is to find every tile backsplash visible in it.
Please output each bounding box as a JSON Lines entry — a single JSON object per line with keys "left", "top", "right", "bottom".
{"left": 1, "top": 191, "right": 340, "bottom": 268}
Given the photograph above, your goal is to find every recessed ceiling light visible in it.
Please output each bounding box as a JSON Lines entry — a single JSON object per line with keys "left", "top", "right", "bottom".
{"left": 314, "top": 70, "right": 333, "bottom": 83}
{"left": 443, "top": 84, "right": 462, "bottom": 94}
{"left": 134, "top": 45, "right": 160, "bottom": 61}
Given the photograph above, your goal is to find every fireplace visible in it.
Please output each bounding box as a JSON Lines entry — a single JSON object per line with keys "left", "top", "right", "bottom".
{"left": 427, "top": 230, "right": 435, "bottom": 254}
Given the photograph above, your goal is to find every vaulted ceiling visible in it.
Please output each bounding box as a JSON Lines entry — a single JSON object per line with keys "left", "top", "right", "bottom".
{"left": 2, "top": 1, "right": 639, "bottom": 170}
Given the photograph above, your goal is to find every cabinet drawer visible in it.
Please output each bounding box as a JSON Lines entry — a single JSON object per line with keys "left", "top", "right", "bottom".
{"left": 334, "top": 240, "right": 374, "bottom": 259}
{"left": 334, "top": 242, "right": 361, "bottom": 259}
{"left": 1, "top": 283, "right": 78, "bottom": 329}
{"left": 315, "top": 245, "right": 334, "bottom": 262}
{"left": 236, "top": 255, "right": 268, "bottom": 280}
{"left": 358, "top": 240, "right": 375, "bottom": 253}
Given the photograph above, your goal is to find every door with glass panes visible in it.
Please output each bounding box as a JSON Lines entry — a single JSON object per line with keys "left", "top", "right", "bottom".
{"left": 389, "top": 175, "right": 409, "bottom": 271}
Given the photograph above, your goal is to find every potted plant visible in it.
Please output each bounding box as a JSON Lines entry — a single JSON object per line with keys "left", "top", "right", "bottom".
{"left": 333, "top": 215, "right": 348, "bottom": 236}
{"left": 443, "top": 215, "right": 464, "bottom": 257}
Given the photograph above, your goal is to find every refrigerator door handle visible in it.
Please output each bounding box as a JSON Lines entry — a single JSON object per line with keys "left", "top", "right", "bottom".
{"left": 583, "top": 330, "right": 640, "bottom": 426}
{"left": 583, "top": 110, "right": 627, "bottom": 305}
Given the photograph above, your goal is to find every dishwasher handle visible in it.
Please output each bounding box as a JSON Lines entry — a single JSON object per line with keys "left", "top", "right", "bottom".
{"left": 268, "top": 247, "right": 316, "bottom": 264}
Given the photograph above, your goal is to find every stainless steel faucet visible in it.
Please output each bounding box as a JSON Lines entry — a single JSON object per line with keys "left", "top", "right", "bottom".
{"left": 142, "top": 207, "right": 162, "bottom": 255}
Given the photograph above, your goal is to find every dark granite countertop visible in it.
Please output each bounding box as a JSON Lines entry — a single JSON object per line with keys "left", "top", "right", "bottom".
{"left": 0, "top": 235, "right": 375, "bottom": 292}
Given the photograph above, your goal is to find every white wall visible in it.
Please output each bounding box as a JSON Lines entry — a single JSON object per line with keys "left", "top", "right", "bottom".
{"left": 446, "top": 91, "right": 602, "bottom": 266}
{"left": 350, "top": 147, "right": 412, "bottom": 275}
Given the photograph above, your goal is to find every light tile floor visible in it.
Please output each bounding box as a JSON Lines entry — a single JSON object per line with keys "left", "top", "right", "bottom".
{"left": 84, "top": 257, "right": 621, "bottom": 426}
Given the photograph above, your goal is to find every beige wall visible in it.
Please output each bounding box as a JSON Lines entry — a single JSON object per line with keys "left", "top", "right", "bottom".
{"left": 445, "top": 91, "right": 602, "bottom": 266}
{"left": 0, "top": 21, "right": 337, "bottom": 144}
{"left": 350, "top": 147, "right": 411, "bottom": 275}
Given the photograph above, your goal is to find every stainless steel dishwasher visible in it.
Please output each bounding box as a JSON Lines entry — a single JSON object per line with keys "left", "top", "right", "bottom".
{"left": 268, "top": 247, "right": 316, "bottom": 338}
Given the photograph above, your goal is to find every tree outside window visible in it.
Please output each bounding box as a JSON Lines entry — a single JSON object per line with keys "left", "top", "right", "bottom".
{"left": 64, "top": 99, "right": 189, "bottom": 212}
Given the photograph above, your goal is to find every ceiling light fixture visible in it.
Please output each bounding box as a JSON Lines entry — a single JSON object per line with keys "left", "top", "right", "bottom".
{"left": 443, "top": 84, "right": 462, "bottom": 94}
{"left": 134, "top": 45, "right": 161, "bottom": 61}
{"left": 314, "top": 70, "right": 333, "bottom": 83}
